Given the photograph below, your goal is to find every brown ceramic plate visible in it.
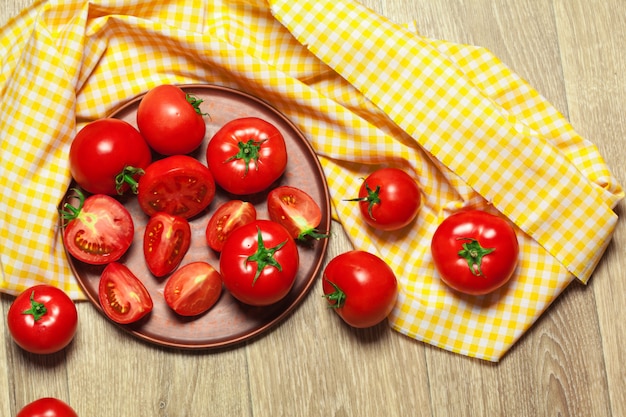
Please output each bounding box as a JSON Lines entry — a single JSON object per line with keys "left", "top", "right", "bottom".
{"left": 61, "top": 84, "right": 331, "bottom": 349}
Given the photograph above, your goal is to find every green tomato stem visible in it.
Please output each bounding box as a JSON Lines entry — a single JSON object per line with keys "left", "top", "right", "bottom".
{"left": 345, "top": 181, "right": 381, "bottom": 221}
{"left": 323, "top": 279, "right": 346, "bottom": 309}
{"left": 225, "top": 139, "right": 265, "bottom": 176}
{"left": 115, "top": 166, "right": 144, "bottom": 195}
{"left": 457, "top": 237, "right": 495, "bottom": 277}
{"left": 59, "top": 188, "right": 86, "bottom": 221}
{"left": 22, "top": 291, "right": 47, "bottom": 321}
{"left": 246, "top": 226, "right": 287, "bottom": 285}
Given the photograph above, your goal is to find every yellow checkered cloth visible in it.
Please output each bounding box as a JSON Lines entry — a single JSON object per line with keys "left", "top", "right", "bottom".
{"left": 1, "top": 0, "right": 622, "bottom": 361}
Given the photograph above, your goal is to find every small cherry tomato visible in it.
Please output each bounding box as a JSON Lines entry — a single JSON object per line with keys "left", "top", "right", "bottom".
{"left": 16, "top": 397, "right": 78, "bottom": 417}
{"left": 69, "top": 118, "right": 152, "bottom": 195}
{"left": 205, "top": 200, "right": 257, "bottom": 252}
{"left": 98, "top": 262, "right": 153, "bottom": 324}
{"left": 431, "top": 210, "right": 519, "bottom": 295}
{"left": 7, "top": 285, "right": 78, "bottom": 354}
{"left": 143, "top": 212, "right": 191, "bottom": 277}
{"left": 137, "top": 155, "right": 216, "bottom": 219}
{"left": 322, "top": 250, "right": 398, "bottom": 328}
{"left": 164, "top": 262, "right": 223, "bottom": 316}
{"left": 267, "top": 185, "right": 329, "bottom": 241}
{"left": 347, "top": 167, "right": 421, "bottom": 231}
{"left": 60, "top": 189, "right": 134, "bottom": 265}
{"left": 206, "top": 117, "right": 287, "bottom": 195}
{"left": 220, "top": 220, "right": 299, "bottom": 306}
{"left": 137, "top": 84, "right": 207, "bottom": 155}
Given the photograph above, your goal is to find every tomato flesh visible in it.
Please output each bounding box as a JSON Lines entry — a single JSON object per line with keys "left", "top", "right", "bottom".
{"left": 144, "top": 212, "right": 191, "bottom": 277}
{"left": 98, "top": 262, "right": 153, "bottom": 324}
{"left": 206, "top": 200, "right": 257, "bottom": 252}
{"left": 164, "top": 262, "right": 223, "bottom": 316}
{"left": 267, "top": 185, "right": 327, "bottom": 240}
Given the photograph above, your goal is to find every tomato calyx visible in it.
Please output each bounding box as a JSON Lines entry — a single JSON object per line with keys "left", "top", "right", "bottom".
{"left": 59, "top": 188, "right": 86, "bottom": 221}
{"left": 246, "top": 226, "right": 287, "bottom": 284}
{"left": 22, "top": 291, "right": 47, "bottom": 321}
{"left": 346, "top": 181, "right": 380, "bottom": 221}
{"left": 114, "top": 165, "right": 144, "bottom": 195}
{"left": 226, "top": 139, "right": 266, "bottom": 176}
{"left": 185, "top": 93, "right": 208, "bottom": 117}
{"left": 457, "top": 237, "right": 495, "bottom": 277}
{"left": 322, "top": 279, "right": 346, "bottom": 309}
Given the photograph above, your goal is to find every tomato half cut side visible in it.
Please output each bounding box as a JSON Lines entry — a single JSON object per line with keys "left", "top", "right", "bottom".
{"left": 137, "top": 155, "right": 216, "bottom": 219}
{"left": 267, "top": 185, "right": 328, "bottom": 240}
{"left": 98, "top": 262, "right": 154, "bottom": 324}
{"left": 144, "top": 212, "right": 192, "bottom": 277}
{"left": 164, "top": 262, "right": 223, "bottom": 316}
{"left": 205, "top": 200, "right": 257, "bottom": 252}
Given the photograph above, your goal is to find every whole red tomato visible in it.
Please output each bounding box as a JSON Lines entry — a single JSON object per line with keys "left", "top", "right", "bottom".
{"left": 206, "top": 117, "right": 287, "bottom": 195}
{"left": 137, "top": 84, "right": 207, "bottom": 155}
{"left": 143, "top": 212, "right": 191, "bottom": 277}
{"left": 7, "top": 285, "right": 78, "bottom": 354}
{"left": 267, "top": 185, "right": 329, "bottom": 241}
{"left": 347, "top": 167, "right": 421, "bottom": 231}
{"left": 16, "top": 397, "right": 78, "bottom": 417}
{"left": 164, "top": 262, "right": 223, "bottom": 316}
{"left": 60, "top": 188, "right": 134, "bottom": 265}
{"left": 322, "top": 251, "right": 398, "bottom": 328}
{"left": 137, "top": 155, "right": 216, "bottom": 219}
{"left": 205, "top": 200, "right": 257, "bottom": 252}
{"left": 98, "top": 262, "right": 153, "bottom": 324}
{"left": 69, "top": 118, "right": 152, "bottom": 195}
{"left": 220, "top": 220, "right": 299, "bottom": 306}
{"left": 431, "top": 210, "right": 519, "bottom": 295}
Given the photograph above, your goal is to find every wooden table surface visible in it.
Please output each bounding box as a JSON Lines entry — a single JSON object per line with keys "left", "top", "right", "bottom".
{"left": 2, "top": 0, "right": 625, "bottom": 416}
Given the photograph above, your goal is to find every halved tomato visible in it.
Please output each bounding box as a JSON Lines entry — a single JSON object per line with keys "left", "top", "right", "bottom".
{"left": 205, "top": 200, "right": 257, "bottom": 252}
{"left": 60, "top": 189, "right": 134, "bottom": 265}
{"left": 143, "top": 212, "right": 191, "bottom": 277}
{"left": 137, "top": 155, "right": 216, "bottom": 219}
{"left": 164, "top": 262, "right": 222, "bottom": 316}
{"left": 267, "top": 185, "right": 328, "bottom": 240}
{"left": 98, "top": 262, "right": 153, "bottom": 324}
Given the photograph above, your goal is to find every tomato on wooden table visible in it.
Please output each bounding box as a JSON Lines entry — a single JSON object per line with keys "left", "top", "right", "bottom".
{"left": 16, "top": 397, "right": 78, "bottom": 417}
{"left": 220, "top": 220, "right": 299, "bottom": 306}
{"left": 347, "top": 167, "right": 421, "bottom": 231}
{"left": 322, "top": 250, "right": 398, "bottom": 328}
{"left": 205, "top": 199, "right": 257, "bottom": 252}
{"left": 164, "top": 262, "right": 223, "bottom": 316}
{"left": 7, "top": 285, "right": 78, "bottom": 354}
{"left": 431, "top": 209, "right": 519, "bottom": 295}
{"left": 137, "top": 84, "right": 207, "bottom": 155}
{"left": 143, "top": 212, "right": 191, "bottom": 277}
{"left": 207, "top": 117, "right": 287, "bottom": 195}
{"left": 98, "top": 262, "right": 153, "bottom": 324}
{"left": 60, "top": 189, "right": 134, "bottom": 265}
{"left": 267, "top": 185, "right": 329, "bottom": 241}
{"left": 69, "top": 118, "right": 152, "bottom": 195}
{"left": 137, "top": 155, "right": 216, "bottom": 219}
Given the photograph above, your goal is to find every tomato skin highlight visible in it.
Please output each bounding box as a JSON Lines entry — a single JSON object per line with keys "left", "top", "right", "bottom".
{"left": 205, "top": 200, "right": 257, "bottom": 252}
{"left": 322, "top": 251, "right": 398, "bottom": 328}
{"left": 206, "top": 117, "right": 287, "bottom": 195}
{"left": 267, "top": 185, "right": 328, "bottom": 240}
{"left": 220, "top": 220, "right": 299, "bottom": 306}
{"left": 7, "top": 285, "right": 78, "bottom": 354}
{"left": 349, "top": 167, "right": 421, "bottom": 231}
{"left": 164, "top": 262, "right": 223, "bottom": 316}
{"left": 69, "top": 118, "right": 152, "bottom": 195}
{"left": 137, "top": 155, "right": 216, "bottom": 219}
{"left": 62, "top": 191, "right": 134, "bottom": 265}
{"left": 431, "top": 210, "right": 519, "bottom": 295}
{"left": 143, "top": 212, "right": 192, "bottom": 277}
{"left": 98, "top": 262, "right": 153, "bottom": 324}
{"left": 16, "top": 397, "right": 78, "bottom": 417}
{"left": 137, "top": 84, "right": 207, "bottom": 155}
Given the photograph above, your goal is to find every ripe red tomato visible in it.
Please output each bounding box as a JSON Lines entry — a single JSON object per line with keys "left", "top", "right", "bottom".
{"left": 60, "top": 189, "right": 134, "bottom": 265}
{"left": 164, "top": 262, "right": 223, "bottom": 316}
{"left": 267, "top": 185, "right": 328, "bottom": 240}
{"left": 431, "top": 210, "right": 519, "bottom": 295}
{"left": 206, "top": 117, "right": 287, "bottom": 195}
{"left": 136, "top": 84, "right": 207, "bottom": 155}
{"left": 69, "top": 118, "right": 152, "bottom": 195}
{"left": 220, "top": 220, "right": 299, "bottom": 306}
{"left": 348, "top": 167, "right": 421, "bottom": 231}
{"left": 322, "top": 250, "right": 398, "bottom": 328}
{"left": 98, "top": 262, "right": 153, "bottom": 324}
{"left": 137, "top": 155, "right": 216, "bottom": 219}
{"left": 205, "top": 200, "right": 257, "bottom": 252}
{"left": 7, "top": 285, "right": 78, "bottom": 354}
{"left": 16, "top": 397, "right": 78, "bottom": 417}
{"left": 143, "top": 212, "right": 191, "bottom": 277}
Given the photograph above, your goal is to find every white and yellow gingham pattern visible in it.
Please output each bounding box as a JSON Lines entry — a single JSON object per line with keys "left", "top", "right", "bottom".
{"left": 0, "top": 0, "right": 622, "bottom": 361}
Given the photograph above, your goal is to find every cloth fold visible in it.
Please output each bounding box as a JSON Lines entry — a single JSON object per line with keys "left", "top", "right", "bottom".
{"left": 1, "top": 0, "right": 622, "bottom": 361}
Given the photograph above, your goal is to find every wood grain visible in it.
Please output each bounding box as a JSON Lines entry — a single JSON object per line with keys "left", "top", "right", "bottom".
{"left": 1, "top": 0, "right": 624, "bottom": 416}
